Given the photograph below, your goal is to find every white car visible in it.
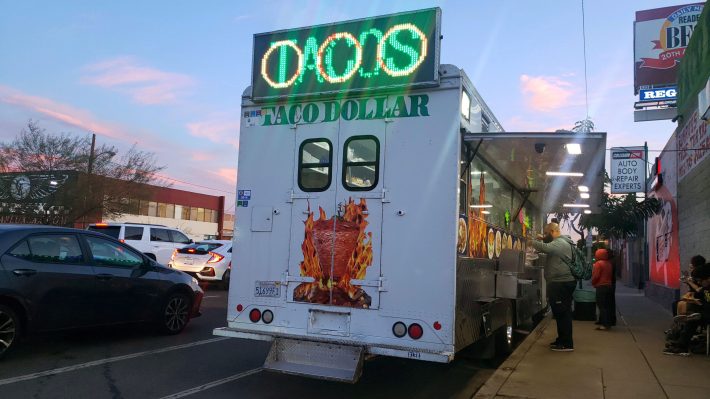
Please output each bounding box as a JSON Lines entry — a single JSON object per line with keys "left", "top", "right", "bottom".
{"left": 87, "top": 223, "right": 193, "bottom": 265}
{"left": 169, "top": 240, "right": 232, "bottom": 289}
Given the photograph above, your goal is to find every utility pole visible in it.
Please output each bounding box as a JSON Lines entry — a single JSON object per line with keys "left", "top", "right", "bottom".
{"left": 88, "top": 133, "right": 96, "bottom": 175}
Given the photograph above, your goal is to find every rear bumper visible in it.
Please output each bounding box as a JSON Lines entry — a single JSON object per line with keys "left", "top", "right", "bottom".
{"left": 212, "top": 327, "right": 454, "bottom": 363}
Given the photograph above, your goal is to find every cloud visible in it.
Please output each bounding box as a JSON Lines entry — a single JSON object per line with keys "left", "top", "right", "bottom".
{"left": 186, "top": 117, "right": 240, "bottom": 149}
{"left": 81, "top": 56, "right": 194, "bottom": 105}
{"left": 0, "top": 85, "right": 134, "bottom": 142}
{"left": 211, "top": 168, "right": 237, "bottom": 185}
{"left": 520, "top": 75, "right": 574, "bottom": 112}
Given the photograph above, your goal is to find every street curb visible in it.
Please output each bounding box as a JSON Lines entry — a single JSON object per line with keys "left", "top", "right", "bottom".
{"left": 472, "top": 314, "right": 552, "bottom": 399}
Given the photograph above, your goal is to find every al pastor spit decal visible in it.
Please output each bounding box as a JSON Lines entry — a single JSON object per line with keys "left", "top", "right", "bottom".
{"left": 294, "top": 198, "right": 373, "bottom": 308}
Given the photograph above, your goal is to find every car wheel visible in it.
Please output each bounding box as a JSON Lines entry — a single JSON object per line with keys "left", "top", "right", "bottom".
{"left": 0, "top": 304, "right": 19, "bottom": 359}
{"left": 159, "top": 292, "right": 191, "bottom": 335}
{"left": 222, "top": 269, "right": 231, "bottom": 290}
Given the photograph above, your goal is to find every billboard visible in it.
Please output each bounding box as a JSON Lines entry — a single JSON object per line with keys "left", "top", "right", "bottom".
{"left": 251, "top": 8, "right": 441, "bottom": 101}
{"left": 633, "top": 3, "right": 704, "bottom": 95}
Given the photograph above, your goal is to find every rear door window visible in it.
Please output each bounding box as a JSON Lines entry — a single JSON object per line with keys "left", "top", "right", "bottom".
{"left": 10, "top": 235, "right": 85, "bottom": 264}
{"left": 124, "top": 226, "right": 144, "bottom": 240}
{"left": 88, "top": 226, "right": 121, "bottom": 239}
{"left": 150, "top": 228, "right": 171, "bottom": 242}
{"left": 343, "top": 136, "right": 379, "bottom": 191}
{"left": 298, "top": 139, "right": 332, "bottom": 192}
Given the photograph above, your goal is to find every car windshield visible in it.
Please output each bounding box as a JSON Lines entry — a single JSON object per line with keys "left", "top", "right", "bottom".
{"left": 88, "top": 225, "right": 121, "bottom": 239}
{"left": 178, "top": 242, "right": 223, "bottom": 254}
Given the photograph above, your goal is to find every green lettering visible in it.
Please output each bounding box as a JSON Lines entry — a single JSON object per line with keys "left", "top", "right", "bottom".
{"left": 358, "top": 29, "right": 383, "bottom": 78}
{"left": 342, "top": 100, "right": 358, "bottom": 120}
{"left": 302, "top": 103, "right": 319, "bottom": 123}
{"left": 261, "top": 106, "right": 276, "bottom": 126}
{"left": 385, "top": 28, "right": 421, "bottom": 74}
{"left": 373, "top": 97, "right": 388, "bottom": 119}
{"left": 390, "top": 95, "right": 409, "bottom": 118}
{"left": 298, "top": 37, "right": 324, "bottom": 84}
{"left": 409, "top": 94, "right": 429, "bottom": 117}
{"left": 274, "top": 106, "right": 289, "bottom": 125}
{"left": 357, "top": 98, "right": 374, "bottom": 120}
{"left": 288, "top": 104, "right": 302, "bottom": 124}
{"left": 323, "top": 101, "right": 341, "bottom": 122}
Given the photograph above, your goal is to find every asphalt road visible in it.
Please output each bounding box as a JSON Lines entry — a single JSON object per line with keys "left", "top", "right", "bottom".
{"left": 0, "top": 285, "right": 502, "bottom": 399}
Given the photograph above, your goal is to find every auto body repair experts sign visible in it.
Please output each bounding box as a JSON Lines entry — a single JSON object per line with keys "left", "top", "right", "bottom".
{"left": 610, "top": 147, "right": 646, "bottom": 193}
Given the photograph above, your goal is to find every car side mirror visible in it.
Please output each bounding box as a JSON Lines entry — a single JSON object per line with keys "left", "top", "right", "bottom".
{"left": 189, "top": 239, "right": 194, "bottom": 244}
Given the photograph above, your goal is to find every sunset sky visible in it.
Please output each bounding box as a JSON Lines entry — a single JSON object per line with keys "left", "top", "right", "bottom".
{"left": 0, "top": 0, "right": 684, "bottom": 211}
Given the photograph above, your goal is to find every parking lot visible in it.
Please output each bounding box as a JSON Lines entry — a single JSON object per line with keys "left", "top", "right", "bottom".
{"left": 0, "top": 285, "right": 502, "bottom": 399}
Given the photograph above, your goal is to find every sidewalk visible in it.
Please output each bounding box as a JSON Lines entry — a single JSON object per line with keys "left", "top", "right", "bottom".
{"left": 474, "top": 285, "right": 710, "bottom": 399}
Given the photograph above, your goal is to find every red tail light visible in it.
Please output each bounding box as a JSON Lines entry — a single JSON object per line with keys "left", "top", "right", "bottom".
{"left": 433, "top": 321, "right": 441, "bottom": 330}
{"left": 207, "top": 252, "right": 224, "bottom": 263}
{"left": 408, "top": 323, "right": 423, "bottom": 340}
{"left": 236, "top": 304, "right": 243, "bottom": 312}
{"left": 119, "top": 239, "right": 125, "bottom": 243}
{"left": 188, "top": 248, "right": 196, "bottom": 253}
{"left": 249, "top": 309, "right": 261, "bottom": 323}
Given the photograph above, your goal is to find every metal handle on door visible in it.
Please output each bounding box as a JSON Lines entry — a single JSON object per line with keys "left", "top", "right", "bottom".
{"left": 12, "top": 269, "right": 37, "bottom": 277}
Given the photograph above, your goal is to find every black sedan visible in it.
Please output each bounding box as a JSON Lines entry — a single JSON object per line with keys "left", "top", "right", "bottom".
{"left": 0, "top": 224, "right": 203, "bottom": 359}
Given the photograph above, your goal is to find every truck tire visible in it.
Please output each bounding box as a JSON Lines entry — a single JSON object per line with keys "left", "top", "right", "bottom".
{"left": 221, "top": 269, "right": 231, "bottom": 290}
{"left": 0, "top": 304, "right": 20, "bottom": 359}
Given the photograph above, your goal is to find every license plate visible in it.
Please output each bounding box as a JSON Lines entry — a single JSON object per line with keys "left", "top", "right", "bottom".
{"left": 182, "top": 258, "right": 193, "bottom": 265}
{"left": 254, "top": 281, "right": 280, "bottom": 298}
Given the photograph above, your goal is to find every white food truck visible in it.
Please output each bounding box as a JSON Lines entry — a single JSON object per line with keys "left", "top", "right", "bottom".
{"left": 214, "top": 8, "right": 607, "bottom": 382}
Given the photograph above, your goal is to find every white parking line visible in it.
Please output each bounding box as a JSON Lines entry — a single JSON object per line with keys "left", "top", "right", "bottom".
{"left": 0, "top": 337, "right": 229, "bottom": 386}
{"left": 159, "top": 368, "right": 263, "bottom": 399}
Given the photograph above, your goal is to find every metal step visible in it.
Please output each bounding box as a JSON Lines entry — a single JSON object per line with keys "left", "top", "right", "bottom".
{"left": 263, "top": 337, "right": 365, "bottom": 383}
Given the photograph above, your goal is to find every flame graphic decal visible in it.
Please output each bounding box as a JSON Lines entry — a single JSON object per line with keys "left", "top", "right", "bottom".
{"left": 293, "top": 198, "right": 373, "bottom": 308}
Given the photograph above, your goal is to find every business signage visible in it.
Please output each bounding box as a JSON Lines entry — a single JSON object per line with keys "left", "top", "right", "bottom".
{"left": 639, "top": 86, "right": 677, "bottom": 102}
{"left": 610, "top": 147, "right": 646, "bottom": 193}
{"left": 251, "top": 8, "right": 441, "bottom": 101}
{"left": 634, "top": 3, "right": 704, "bottom": 95}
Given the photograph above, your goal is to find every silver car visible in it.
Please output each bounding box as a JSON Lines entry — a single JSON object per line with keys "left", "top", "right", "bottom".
{"left": 169, "top": 240, "right": 231, "bottom": 289}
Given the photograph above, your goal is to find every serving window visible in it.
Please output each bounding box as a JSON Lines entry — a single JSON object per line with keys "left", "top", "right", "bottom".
{"left": 298, "top": 139, "right": 333, "bottom": 192}
{"left": 343, "top": 136, "right": 379, "bottom": 191}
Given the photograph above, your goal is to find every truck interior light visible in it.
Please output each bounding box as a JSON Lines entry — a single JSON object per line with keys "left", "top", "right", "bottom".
{"left": 262, "top": 310, "right": 274, "bottom": 324}
{"left": 580, "top": 193, "right": 590, "bottom": 199}
{"left": 392, "top": 322, "right": 407, "bottom": 338}
{"left": 481, "top": 210, "right": 491, "bottom": 215}
{"left": 584, "top": 210, "right": 592, "bottom": 214}
{"left": 408, "top": 323, "right": 424, "bottom": 340}
{"left": 249, "top": 308, "right": 262, "bottom": 323}
{"left": 546, "top": 171, "right": 584, "bottom": 177}
{"left": 470, "top": 204, "right": 493, "bottom": 208}
{"left": 563, "top": 203, "right": 590, "bottom": 208}
{"left": 565, "top": 143, "right": 582, "bottom": 154}
{"left": 578, "top": 185, "right": 589, "bottom": 192}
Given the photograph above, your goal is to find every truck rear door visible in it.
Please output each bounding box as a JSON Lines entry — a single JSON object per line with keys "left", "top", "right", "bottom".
{"left": 287, "top": 106, "right": 384, "bottom": 310}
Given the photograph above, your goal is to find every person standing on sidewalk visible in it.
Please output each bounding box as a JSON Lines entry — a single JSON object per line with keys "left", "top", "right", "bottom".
{"left": 528, "top": 222, "right": 577, "bottom": 352}
{"left": 592, "top": 248, "right": 614, "bottom": 330}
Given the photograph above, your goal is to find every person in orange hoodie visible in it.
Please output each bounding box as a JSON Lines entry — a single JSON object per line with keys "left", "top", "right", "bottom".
{"left": 592, "top": 248, "right": 614, "bottom": 330}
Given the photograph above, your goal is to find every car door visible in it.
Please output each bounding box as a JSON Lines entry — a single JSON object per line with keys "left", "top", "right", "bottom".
{"left": 83, "top": 234, "right": 163, "bottom": 324}
{"left": 149, "top": 228, "right": 177, "bottom": 265}
{"left": 1, "top": 233, "right": 97, "bottom": 330}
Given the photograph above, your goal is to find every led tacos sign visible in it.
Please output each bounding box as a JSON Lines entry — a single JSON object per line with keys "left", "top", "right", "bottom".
{"left": 251, "top": 8, "right": 441, "bottom": 101}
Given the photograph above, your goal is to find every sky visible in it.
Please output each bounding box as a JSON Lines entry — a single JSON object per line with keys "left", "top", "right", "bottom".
{"left": 0, "top": 0, "right": 691, "bottom": 213}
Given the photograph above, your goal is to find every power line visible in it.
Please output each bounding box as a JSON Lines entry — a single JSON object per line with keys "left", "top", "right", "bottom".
{"left": 581, "top": 0, "right": 590, "bottom": 120}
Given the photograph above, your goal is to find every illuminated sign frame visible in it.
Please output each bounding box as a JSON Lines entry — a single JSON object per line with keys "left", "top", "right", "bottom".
{"left": 251, "top": 8, "right": 441, "bottom": 101}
